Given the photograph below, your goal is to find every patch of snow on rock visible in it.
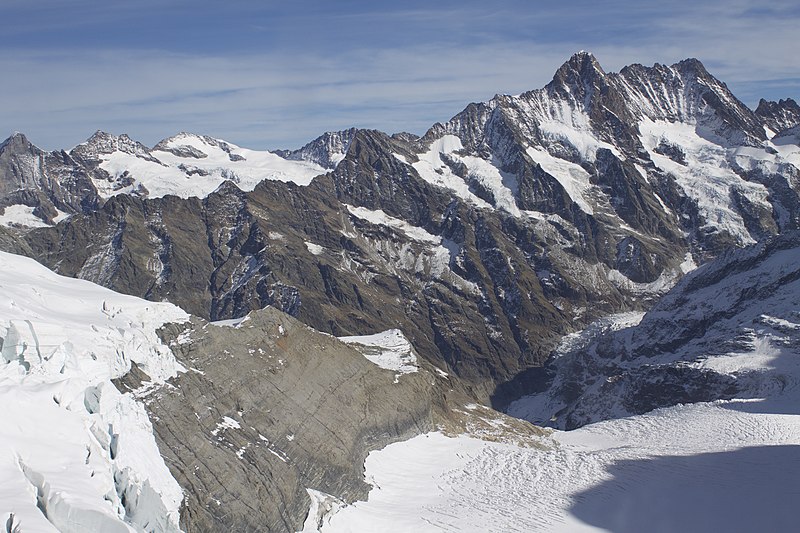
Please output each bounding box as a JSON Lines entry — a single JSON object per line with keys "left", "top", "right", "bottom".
{"left": 0, "top": 204, "right": 51, "bottom": 228}
{"left": 339, "top": 329, "right": 419, "bottom": 377}
{"left": 411, "top": 136, "right": 492, "bottom": 209}
{"left": 345, "top": 205, "right": 439, "bottom": 243}
{"left": 525, "top": 146, "right": 595, "bottom": 214}
{"left": 305, "top": 242, "right": 325, "bottom": 255}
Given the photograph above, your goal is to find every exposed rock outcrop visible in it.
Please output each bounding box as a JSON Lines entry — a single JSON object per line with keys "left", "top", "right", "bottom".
{"left": 148, "top": 307, "right": 450, "bottom": 531}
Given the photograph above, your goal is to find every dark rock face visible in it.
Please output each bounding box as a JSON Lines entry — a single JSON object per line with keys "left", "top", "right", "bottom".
{"left": 0, "top": 133, "right": 101, "bottom": 223}
{"left": 756, "top": 98, "right": 800, "bottom": 134}
{"left": 148, "top": 307, "right": 447, "bottom": 532}
{"left": 24, "top": 163, "right": 578, "bottom": 401}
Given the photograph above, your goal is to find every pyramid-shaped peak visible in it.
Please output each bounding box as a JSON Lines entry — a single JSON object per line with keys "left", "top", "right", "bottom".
{"left": 550, "top": 51, "right": 607, "bottom": 88}
{"left": 543, "top": 51, "right": 609, "bottom": 101}
{"left": 8, "top": 131, "right": 30, "bottom": 142}
{"left": 85, "top": 130, "right": 118, "bottom": 142}
{"left": 673, "top": 57, "right": 712, "bottom": 77}
{"left": 0, "top": 132, "right": 42, "bottom": 154}
{"left": 563, "top": 51, "right": 604, "bottom": 73}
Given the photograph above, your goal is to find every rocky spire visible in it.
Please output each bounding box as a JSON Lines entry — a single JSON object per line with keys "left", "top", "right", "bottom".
{"left": 755, "top": 97, "right": 800, "bottom": 134}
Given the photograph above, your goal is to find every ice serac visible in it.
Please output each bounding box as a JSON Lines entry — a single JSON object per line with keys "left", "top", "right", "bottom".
{"left": 0, "top": 250, "right": 188, "bottom": 532}
{"left": 509, "top": 230, "right": 800, "bottom": 429}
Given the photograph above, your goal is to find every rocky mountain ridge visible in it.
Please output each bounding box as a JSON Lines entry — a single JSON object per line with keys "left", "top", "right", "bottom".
{"left": 2, "top": 51, "right": 800, "bottom": 532}
{"left": 756, "top": 97, "right": 800, "bottom": 134}
{"left": 509, "top": 229, "right": 800, "bottom": 429}
{"left": 1, "top": 52, "right": 798, "bottom": 407}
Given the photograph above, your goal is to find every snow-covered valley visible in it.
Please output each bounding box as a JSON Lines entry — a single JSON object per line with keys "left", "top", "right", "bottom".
{"left": 315, "top": 249, "right": 800, "bottom": 531}
{"left": 316, "top": 394, "right": 800, "bottom": 532}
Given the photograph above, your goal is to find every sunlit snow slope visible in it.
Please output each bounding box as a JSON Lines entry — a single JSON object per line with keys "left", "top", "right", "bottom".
{"left": 83, "top": 132, "right": 327, "bottom": 200}
{"left": 317, "top": 396, "right": 800, "bottom": 532}
{"left": 0, "top": 251, "right": 188, "bottom": 532}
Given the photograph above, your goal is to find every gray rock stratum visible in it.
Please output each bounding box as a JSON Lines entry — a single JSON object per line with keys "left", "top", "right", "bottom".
{"left": 141, "top": 308, "right": 454, "bottom": 531}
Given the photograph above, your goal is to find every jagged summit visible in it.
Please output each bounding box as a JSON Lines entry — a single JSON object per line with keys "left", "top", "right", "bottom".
{"left": 278, "top": 127, "right": 359, "bottom": 170}
{"left": 72, "top": 130, "right": 154, "bottom": 161}
{"left": 0, "top": 131, "right": 40, "bottom": 154}
{"left": 756, "top": 97, "right": 800, "bottom": 134}
{"left": 549, "top": 50, "right": 607, "bottom": 87}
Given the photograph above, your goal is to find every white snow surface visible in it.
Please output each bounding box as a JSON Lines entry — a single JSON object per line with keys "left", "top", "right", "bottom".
{"left": 0, "top": 251, "right": 189, "bottom": 532}
{"left": 0, "top": 205, "right": 70, "bottom": 229}
{"left": 93, "top": 132, "right": 326, "bottom": 199}
{"left": 410, "top": 136, "right": 492, "bottom": 210}
{"left": 525, "top": 146, "right": 595, "bottom": 214}
{"left": 317, "top": 348, "right": 800, "bottom": 533}
{"left": 0, "top": 204, "right": 50, "bottom": 228}
{"left": 639, "top": 119, "right": 774, "bottom": 245}
{"left": 338, "top": 329, "right": 418, "bottom": 376}
{"left": 345, "top": 205, "right": 439, "bottom": 244}
{"left": 304, "top": 241, "right": 326, "bottom": 255}
{"left": 528, "top": 101, "right": 621, "bottom": 163}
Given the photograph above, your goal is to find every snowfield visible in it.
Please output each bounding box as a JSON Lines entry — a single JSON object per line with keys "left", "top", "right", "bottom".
{"left": 0, "top": 251, "right": 189, "bottom": 532}
{"left": 94, "top": 132, "right": 327, "bottom": 199}
{"left": 339, "top": 329, "right": 419, "bottom": 378}
{"left": 638, "top": 119, "right": 773, "bottom": 245}
{"left": 315, "top": 373, "right": 800, "bottom": 532}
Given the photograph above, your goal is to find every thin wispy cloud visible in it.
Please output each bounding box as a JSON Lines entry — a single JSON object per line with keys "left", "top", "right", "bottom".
{"left": 1, "top": 1, "right": 797, "bottom": 150}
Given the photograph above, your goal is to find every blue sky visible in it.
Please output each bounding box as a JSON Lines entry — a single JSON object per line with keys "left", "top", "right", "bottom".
{"left": 2, "top": 0, "right": 798, "bottom": 150}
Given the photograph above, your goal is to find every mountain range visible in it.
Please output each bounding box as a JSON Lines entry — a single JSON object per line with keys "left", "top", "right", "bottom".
{"left": 1, "top": 51, "right": 799, "bottom": 531}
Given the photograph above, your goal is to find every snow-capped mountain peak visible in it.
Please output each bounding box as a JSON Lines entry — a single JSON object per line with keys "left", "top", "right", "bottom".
{"left": 68, "top": 130, "right": 329, "bottom": 200}
{"left": 278, "top": 127, "right": 358, "bottom": 170}
{"left": 153, "top": 131, "right": 241, "bottom": 160}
